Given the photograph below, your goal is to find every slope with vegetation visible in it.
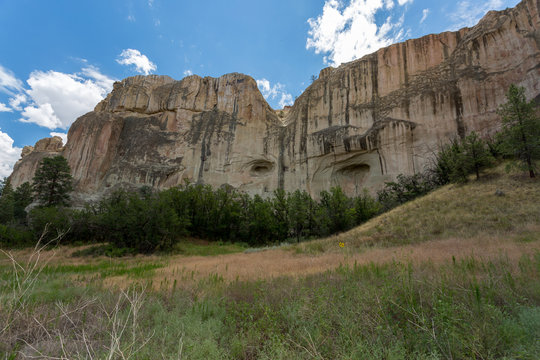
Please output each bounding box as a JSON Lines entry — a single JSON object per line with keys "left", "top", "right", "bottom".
{"left": 1, "top": 162, "right": 539, "bottom": 359}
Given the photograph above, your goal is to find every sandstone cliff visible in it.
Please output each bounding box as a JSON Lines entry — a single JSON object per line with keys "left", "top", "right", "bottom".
{"left": 9, "top": 0, "right": 540, "bottom": 200}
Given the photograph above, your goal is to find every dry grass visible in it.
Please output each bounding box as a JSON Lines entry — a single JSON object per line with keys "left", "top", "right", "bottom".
{"left": 296, "top": 167, "right": 540, "bottom": 254}
{"left": 3, "top": 167, "right": 539, "bottom": 290}
{"left": 107, "top": 233, "right": 539, "bottom": 289}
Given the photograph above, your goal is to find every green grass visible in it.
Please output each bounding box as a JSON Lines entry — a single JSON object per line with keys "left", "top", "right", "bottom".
{"left": 1, "top": 253, "right": 540, "bottom": 359}
{"left": 72, "top": 240, "right": 248, "bottom": 258}
{"left": 42, "top": 261, "right": 164, "bottom": 278}
{"left": 173, "top": 240, "right": 248, "bottom": 256}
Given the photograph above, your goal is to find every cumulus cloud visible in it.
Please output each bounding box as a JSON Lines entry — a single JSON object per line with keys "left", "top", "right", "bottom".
{"left": 420, "top": 8, "right": 429, "bottom": 23}
{"left": 50, "top": 131, "right": 68, "bottom": 145}
{"left": 0, "top": 103, "right": 11, "bottom": 112}
{"left": 183, "top": 69, "right": 193, "bottom": 76}
{"left": 450, "top": 0, "right": 504, "bottom": 29}
{"left": 0, "top": 63, "right": 115, "bottom": 131}
{"left": 0, "top": 130, "right": 22, "bottom": 178}
{"left": 9, "top": 94, "right": 26, "bottom": 111}
{"left": 20, "top": 103, "right": 60, "bottom": 129}
{"left": 116, "top": 49, "right": 157, "bottom": 75}
{"left": 0, "top": 64, "right": 23, "bottom": 95}
{"left": 306, "top": 0, "right": 409, "bottom": 66}
{"left": 18, "top": 68, "right": 114, "bottom": 129}
{"left": 256, "top": 79, "right": 294, "bottom": 109}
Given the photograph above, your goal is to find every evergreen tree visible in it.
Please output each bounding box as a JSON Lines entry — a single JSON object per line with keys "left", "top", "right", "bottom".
{"left": 13, "top": 182, "right": 33, "bottom": 221}
{"left": 319, "top": 187, "right": 355, "bottom": 234}
{"left": 0, "top": 179, "right": 15, "bottom": 224}
{"left": 460, "top": 132, "right": 494, "bottom": 180}
{"left": 353, "top": 189, "right": 380, "bottom": 225}
{"left": 32, "top": 156, "right": 73, "bottom": 206}
{"left": 497, "top": 85, "right": 540, "bottom": 178}
{"left": 272, "top": 189, "right": 290, "bottom": 240}
{"left": 288, "top": 190, "right": 312, "bottom": 242}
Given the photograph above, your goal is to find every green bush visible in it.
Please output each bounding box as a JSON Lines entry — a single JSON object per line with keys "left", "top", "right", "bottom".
{"left": 97, "top": 191, "right": 186, "bottom": 253}
{"left": 0, "top": 224, "right": 34, "bottom": 247}
{"left": 377, "top": 173, "right": 436, "bottom": 211}
{"left": 28, "top": 206, "right": 72, "bottom": 244}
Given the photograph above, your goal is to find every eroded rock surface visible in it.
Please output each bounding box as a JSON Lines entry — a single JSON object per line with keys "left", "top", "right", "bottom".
{"left": 8, "top": 0, "right": 540, "bottom": 200}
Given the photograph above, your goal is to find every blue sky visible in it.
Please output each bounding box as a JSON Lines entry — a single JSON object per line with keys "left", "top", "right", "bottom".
{"left": 0, "top": 0, "right": 520, "bottom": 177}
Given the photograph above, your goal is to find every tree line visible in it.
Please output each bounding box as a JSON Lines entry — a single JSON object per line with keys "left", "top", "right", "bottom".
{"left": 0, "top": 84, "right": 538, "bottom": 253}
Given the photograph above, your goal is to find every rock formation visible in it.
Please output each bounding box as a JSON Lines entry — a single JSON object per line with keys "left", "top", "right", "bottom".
{"left": 8, "top": 0, "right": 540, "bottom": 200}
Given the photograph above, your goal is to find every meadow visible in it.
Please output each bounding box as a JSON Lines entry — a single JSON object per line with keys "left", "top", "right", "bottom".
{"left": 1, "top": 167, "right": 540, "bottom": 359}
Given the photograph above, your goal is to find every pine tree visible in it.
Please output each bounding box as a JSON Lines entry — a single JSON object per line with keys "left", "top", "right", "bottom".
{"left": 497, "top": 85, "right": 540, "bottom": 178}
{"left": 14, "top": 182, "right": 33, "bottom": 221}
{"left": 0, "top": 179, "right": 15, "bottom": 224}
{"left": 461, "top": 132, "right": 494, "bottom": 180}
{"left": 32, "top": 156, "right": 73, "bottom": 206}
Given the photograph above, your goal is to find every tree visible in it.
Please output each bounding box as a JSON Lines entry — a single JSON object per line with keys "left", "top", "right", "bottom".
{"left": 0, "top": 179, "right": 15, "bottom": 224}
{"left": 353, "top": 189, "right": 380, "bottom": 225}
{"left": 460, "top": 132, "right": 494, "bottom": 180}
{"left": 319, "top": 187, "right": 355, "bottom": 234}
{"left": 288, "top": 190, "right": 313, "bottom": 242}
{"left": 0, "top": 177, "right": 7, "bottom": 196}
{"left": 13, "top": 182, "right": 33, "bottom": 222}
{"left": 272, "top": 189, "right": 290, "bottom": 240}
{"left": 497, "top": 85, "right": 540, "bottom": 178}
{"left": 32, "top": 156, "right": 73, "bottom": 207}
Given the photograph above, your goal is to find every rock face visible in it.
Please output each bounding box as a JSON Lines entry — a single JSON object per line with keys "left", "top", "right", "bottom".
{"left": 8, "top": 0, "right": 540, "bottom": 200}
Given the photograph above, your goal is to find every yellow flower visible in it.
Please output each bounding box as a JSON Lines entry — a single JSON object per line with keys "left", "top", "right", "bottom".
{"left": 339, "top": 242, "right": 345, "bottom": 248}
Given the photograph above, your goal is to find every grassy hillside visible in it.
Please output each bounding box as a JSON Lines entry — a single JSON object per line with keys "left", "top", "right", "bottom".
{"left": 1, "top": 166, "right": 539, "bottom": 359}
{"left": 296, "top": 166, "right": 540, "bottom": 254}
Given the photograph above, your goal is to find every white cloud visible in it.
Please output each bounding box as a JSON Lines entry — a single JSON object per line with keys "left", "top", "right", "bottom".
{"left": 450, "top": 0, "right": 503, "bottom": 29}
{"left": 183, "top": 69, "right": 193, "bottom": 76}
{"left": 116, "top": 49, "right": 157, "bottom": 75}
{"left": 420, "top": 8, "right": 429, "bottom": 23}
{"left": 397, "top": 0, "right": 413, "bottom": 5}
{"left": 256, "top": 79, "right": 293, "bottom": 109}
{"left": 0, "top": 103, "right": 11, "bottom": 112}
{"left": 20, "top": 103, "right": 61, "bottom": 129}
{"left": 384, "top": 0, "right": 394, "bottom": 10}
{"left": 20, "top": 68, "right": 115, "bottom": 129}
{"left": 306, "top": 0, "right": 408, "bottom": 66}
{"left": 0, "top": 64, "right": 23, "bottom": 95}
{"left": 81, "top": 66, "right": 116, "bottom": 93}
{"left": 279, "top": 93, "right": 294, "bottom": 108}
{"left": 127, "top": 14, "right": 136, "bottom": 22}
{"left": 50, "top": 132, "right": 68, "bottom": 145}
{"left": 0, "top": 130, "right": 22, "bottom": 178}
{"left": 9, "top": 94, "right": 26, "bottom": 111}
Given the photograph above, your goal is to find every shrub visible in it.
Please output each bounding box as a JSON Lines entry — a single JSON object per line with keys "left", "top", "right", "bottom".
{"left": 377, "top": 173, "right": 435, "bottom": 210}
{"left": 98, "top": 191, "right": 186, "bottom": 253}
{"left": 28, "top": 206, "right": 72, "bottom": 244}
{"left": 0, "top": 224, "right": 34, "bottom": 247}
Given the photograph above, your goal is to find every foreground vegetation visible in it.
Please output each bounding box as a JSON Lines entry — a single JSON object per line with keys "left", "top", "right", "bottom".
{"left": 1, "top": 245, "right": 539, "bottom": 359}
{"left": 1, "top": 165, "right": 539, "bottom": 359}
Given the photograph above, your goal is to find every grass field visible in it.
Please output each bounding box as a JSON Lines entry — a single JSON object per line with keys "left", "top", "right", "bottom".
{"left": 1, "top": 167, "right": 539, "bottom": 359}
